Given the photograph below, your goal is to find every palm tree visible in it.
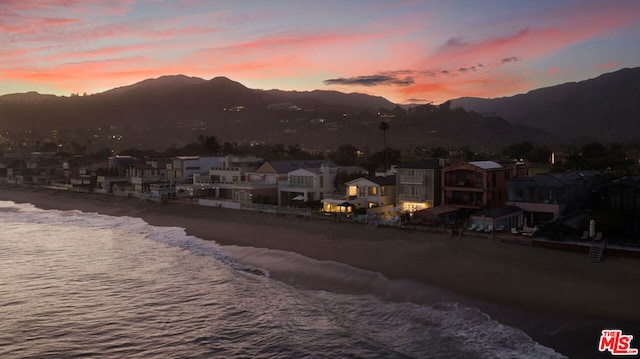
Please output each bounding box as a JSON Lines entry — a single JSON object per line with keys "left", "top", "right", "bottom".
{"left": 379, "top": 121, "right": 390, "bottom": 171}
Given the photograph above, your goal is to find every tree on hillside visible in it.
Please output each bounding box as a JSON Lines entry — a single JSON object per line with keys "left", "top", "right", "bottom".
{"left": 371, "top": 148, "right": 401, "bottom": 172}
{"left": 379, "top": 121, "right": 390, "bottom": 170}
{"left": 197, "top": 135, "right": 219, "bottom": 154}
{"left": 328, "top": 144, "right": 360, "bottom": 165}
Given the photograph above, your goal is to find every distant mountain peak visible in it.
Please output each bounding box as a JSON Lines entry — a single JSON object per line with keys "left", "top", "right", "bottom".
{"left": 0, "top": 91, "right": 59, "bottom": 103}
{"left": 207, "top": 76, "right": 248, "bottom": 89}
{"left": 101, "top": 74, "right": 207, "bottom": 96}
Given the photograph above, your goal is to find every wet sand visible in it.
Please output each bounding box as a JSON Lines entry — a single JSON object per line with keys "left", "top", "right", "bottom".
{"left": 2, "top": 184, "right": 639, "bottom": 358}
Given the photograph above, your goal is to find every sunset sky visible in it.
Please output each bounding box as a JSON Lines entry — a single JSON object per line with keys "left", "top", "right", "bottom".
{"left": 2, "top": 0, "right": 639, "bottom": 104}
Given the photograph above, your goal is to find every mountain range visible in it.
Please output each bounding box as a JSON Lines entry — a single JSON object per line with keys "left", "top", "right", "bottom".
{"left": 450, "top": 67, "right": 640, "bottom": 143}
{"left": 1, "top": 67, "right": 638, "bottom": 152}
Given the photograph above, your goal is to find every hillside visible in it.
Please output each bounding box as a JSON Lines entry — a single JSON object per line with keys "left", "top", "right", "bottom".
{"left": 451, "top": 67, "right": 640, "bottom": 142}
{"left": 1, "top": 75, "right": 552, "bottom": 152}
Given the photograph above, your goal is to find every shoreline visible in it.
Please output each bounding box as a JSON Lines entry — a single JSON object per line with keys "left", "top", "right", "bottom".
{"left": 2, "top": 184, "right": 639, "bottom": 358}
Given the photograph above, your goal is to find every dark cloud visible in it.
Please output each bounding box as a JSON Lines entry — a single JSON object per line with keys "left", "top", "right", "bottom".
{"left": 501, "top": 56, "right": 520, "bottom": 63}
{"left": 405, "top": 98, "right": 431, "bottom": 104}
{"left": 441, "top": 36, "right": 468, "bottom": 50}
{"left": 324, "top": 74, "right": 414, "bottom": 87}
{"left": 458, "top": 65, "right": 481, "bottom": 73}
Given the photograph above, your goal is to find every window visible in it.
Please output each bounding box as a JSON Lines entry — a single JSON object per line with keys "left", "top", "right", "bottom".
{"left": 290, "top": 175, "right": 313, "bottom": 187}
{"left": 368, "top": 186, "right": 378, "bottom": 196}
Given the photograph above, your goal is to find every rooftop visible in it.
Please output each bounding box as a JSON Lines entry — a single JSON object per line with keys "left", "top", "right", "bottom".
{"left": 469, "top": 161, "right": 503, "bottom": 170}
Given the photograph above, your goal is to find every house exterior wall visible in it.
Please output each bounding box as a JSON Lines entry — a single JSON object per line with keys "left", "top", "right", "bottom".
{"left": 170, "top": 156, "right": 221, "bottom": 183}
{"left": 345, "top": 178, "right": 396, "bottom": 208}
{"left": 396, "top": 167, "right": 441, "bottom": 211}
{"left": 506, "top": 171, "right": 593, "bottom": 222}
{"left": 278, "top": 167, "right": 335, "bottom": 204}
{"left": 441, "top": 163, "right": 509, "bottom": 209}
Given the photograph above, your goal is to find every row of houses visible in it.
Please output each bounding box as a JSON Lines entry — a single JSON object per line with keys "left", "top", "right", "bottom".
{"left": 2, "top": 152, "right": 639, "bottom": 240}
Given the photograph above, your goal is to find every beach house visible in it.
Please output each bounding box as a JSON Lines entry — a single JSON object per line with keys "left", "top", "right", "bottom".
{"left": 168, "top": 156, "right": 220, "bottom": 184}
{"left": 342, "top": 175, "right": 397, "bottom": 210}
{"left": 588, "top": 176, "right": 640, "bottom": 241}
{"left": 395, "top": 159, "right": 443, "bottom": 212}
{"left": 442, "top": 160, "right": 528, "bottom": 210}
{"left": 203, "top": 155, "right": 265, "bottom": 203}
{"left": 507, "top": 171, "right": 594, "bottom": 223}
{"left": 278, "top": 162, "right": 355, "bottom": 206}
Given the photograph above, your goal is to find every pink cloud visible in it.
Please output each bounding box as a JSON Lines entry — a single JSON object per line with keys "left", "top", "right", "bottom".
{"left": 394, "top": 71, "right": 531, "bottom": 103}
{"left": 428, "top": 1, "right": 640, "bottom": 69}
{"left": 594, "top": 61, "right": 620, "bottom": 70}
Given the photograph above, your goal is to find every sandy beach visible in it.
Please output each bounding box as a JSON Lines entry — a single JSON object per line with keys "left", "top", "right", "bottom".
{"left": 2, "top": 184, "right": 639, "bottom": 358}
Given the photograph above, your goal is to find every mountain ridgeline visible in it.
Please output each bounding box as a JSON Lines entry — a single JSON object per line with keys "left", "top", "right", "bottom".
{"left": 451, "top": 67, "right": 640, "bottom": 143}
{"left": 1, "top": 67, "right": 638, "bottom": 151}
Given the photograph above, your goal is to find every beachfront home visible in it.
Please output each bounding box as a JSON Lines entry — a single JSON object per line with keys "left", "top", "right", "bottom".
{"left": 108, "top": 155, "right": 137, "bottom": 176}
{"left": 507, "top": 171, "right": 594, "bottom": 223}
{"left": 277, "top": 162, "right": 358, "bottom": 206}
{"left": 343, "top": 175, "right": 397, "bottom": 209}
{"left": 127, "top": 162, "right": 171, "bottom": 196}
{"left": 442, "top": 160, "right": 528, "bottom": 210}
{"left": 395, "top": 159, "right": 443, "bottom": 212}
{"left": 201, "top": 155, "right": 265, "bottom": 202}
{"left": 589, "top": 176, "right": 640, "bottom": 241}
{"left": 233, "top": 160, "right": 335, "bottom": 205}
{"left": 168, "top": 156, "right": 220, "bottom": 184}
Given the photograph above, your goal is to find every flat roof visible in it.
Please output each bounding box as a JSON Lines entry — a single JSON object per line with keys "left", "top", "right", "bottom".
{"left": 469, "top": 161, "right": 503, "bottom": 170}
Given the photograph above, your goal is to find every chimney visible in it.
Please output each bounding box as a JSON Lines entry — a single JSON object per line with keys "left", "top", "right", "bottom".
{"left": 449, "top": 152, "right": 462, "bottom": 165}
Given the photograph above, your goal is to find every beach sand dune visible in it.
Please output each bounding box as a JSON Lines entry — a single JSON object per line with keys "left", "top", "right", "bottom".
{"left": 2, "top": 185, "right": 639, "bottom": 358}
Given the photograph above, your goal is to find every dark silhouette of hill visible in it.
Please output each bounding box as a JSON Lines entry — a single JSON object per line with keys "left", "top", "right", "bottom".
{"left": 0, "top": 91, "right": 58, "bottom": 104}
{"left": 102, "top": 74, "right": 207, "bottom": 96}
{"left": 451, "top": 67, "right": 640, "bottom": 142}
{"left": 0, "top": 75, "right": 552, "bottom": 151}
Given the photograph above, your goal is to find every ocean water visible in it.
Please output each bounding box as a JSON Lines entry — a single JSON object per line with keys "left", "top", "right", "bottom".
{"left": 0, "top": 201, "right": 566, "bottom": 358}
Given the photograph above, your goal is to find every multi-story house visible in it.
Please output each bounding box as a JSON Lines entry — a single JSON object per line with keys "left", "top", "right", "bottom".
{"left": 508, "top": 171, "right": 595, "bottom": 223}
{"left": 208, "top": 155, "right": 263, "bottom": 185}
{"left": 395, "top": 159, "right": 443, "bottom": 212}
{"left": 278, "top": 162, "right": 342, "bottom": 205}
{"left": 344, "top": 175, "right": 397, "bottom": 209}
{"left": 168, "top": 156, "right": 221, "bottom": 184}
{"left": 203, "top": 155, "right": 265, "bottom": 202}
{"left": 236, "top": 160, "right": 328, "bottom": 205}
{"left": 590, "top": 176, "right": 640, "bottom": 240}
{"left": 442, "top": 160, "right": 529, "bottom": 210}
{"left": 127, "top": 162, "right": 170, "bottom": 195}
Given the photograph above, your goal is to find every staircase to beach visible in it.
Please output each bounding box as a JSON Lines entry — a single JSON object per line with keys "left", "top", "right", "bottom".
{"left": 587, "top": 240, "right": 606, "bottom": 262}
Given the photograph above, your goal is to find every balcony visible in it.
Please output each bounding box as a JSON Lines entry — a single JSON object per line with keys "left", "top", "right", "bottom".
{"left": 444, "top": 179, "right": 484, "bottom": 189}
{"left": 278, "top": 180, "right": 315, "bottom": 189}
{"left": 398, "top": 193, "right": 425, "bottom": 202}
{"left": 210, "top": 166, "right": 240, "bottom": 172}
{"left": 400, "top": 175, "right": 424, "bottom": 185}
